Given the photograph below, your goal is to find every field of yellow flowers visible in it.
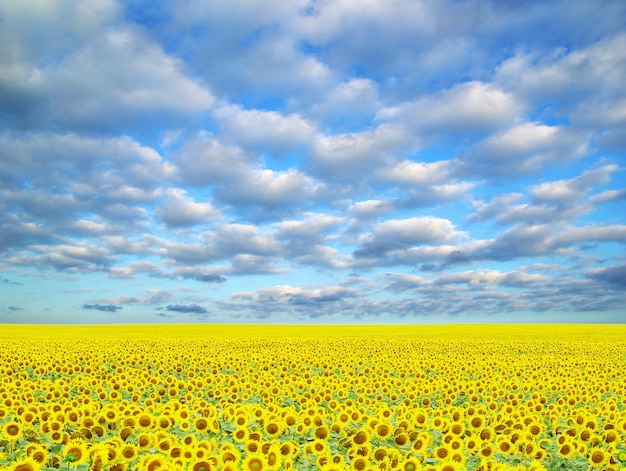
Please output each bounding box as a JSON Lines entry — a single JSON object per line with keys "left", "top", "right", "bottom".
{"left": 0, "top": 324, "right": 625, "bottom": 471}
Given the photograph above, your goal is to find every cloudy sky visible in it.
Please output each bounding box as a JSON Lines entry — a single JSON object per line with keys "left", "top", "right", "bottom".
{"left": 1, "top": 0, "right": 625, "bottom": 324}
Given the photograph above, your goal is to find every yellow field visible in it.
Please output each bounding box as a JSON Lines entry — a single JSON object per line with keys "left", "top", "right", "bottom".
{"left": 0, "top": 325, "right": 625, "bottom": 471}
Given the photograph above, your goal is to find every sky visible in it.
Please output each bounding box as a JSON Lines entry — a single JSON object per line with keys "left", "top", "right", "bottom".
{"left": 1, "top": 0, "right": 625, "bottom": 325}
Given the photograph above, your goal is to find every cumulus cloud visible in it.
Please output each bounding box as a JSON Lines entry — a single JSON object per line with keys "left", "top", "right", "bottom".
{"left": 375, "top": 160, "right": 452, "bottom": 186}
{"left": 496, "top": 33, "right": 626, "bottom": 105}
{"left": 308, "top": 78, "right": 380, "bottom": 127}
{"left": 167, "top": 267, "right": 228, "bottom": 284}
{"left": 100, "top": 290, "right": 177, "bottom": 306}
{"left": 458, "top": 122, "right": 589, "bottom": 178}
{"left": 310, "top": 123, "right": 418, "bottom": 180}
{"left": 468, "top": 164, "right": 620, "bottom": 225}
{"left": 531, "top": 164, "right": 618, "bottom": 203}
{"left": 348, "top": 200, "right": 395, "bottom": 219}
{"left": 354, "top": 217, "right": 464, "bottom": 260}
{"left": 586, "top": 263, "right": 626, "bottom": 288}
{"left": 275, "top": 213, "right": 345, "bottom": 241}
{"left": 590, "top": 188, "right": 626, "bottom": 205}
{"left": 156, "top": 189, "right": 220, "bottom": 228}
{"left": 213, "top": 104, "right": 315, "bottom": 155}
{"left": 377, "top": 81, "right": 522, "bottom": 137}
{"left": 0, "top": 20, "right": 214, "bottom": 133}
{"left": 226, "top": 283, "right": 363, "bottom": 318}
{"left": 175, "top": 135, "right": 325, "bottom": 220}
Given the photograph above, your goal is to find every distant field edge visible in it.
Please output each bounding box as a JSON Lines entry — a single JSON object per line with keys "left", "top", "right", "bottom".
{"left": 1, "top": 323, "right": 625, "bottom": 341}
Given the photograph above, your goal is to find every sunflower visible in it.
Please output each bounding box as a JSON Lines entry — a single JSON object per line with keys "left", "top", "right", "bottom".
{"left": 449, "top": 422, "right": 465, "bottom": 436}
{"left": 479, "top": 427, "right": 494, "bottom": 442}
{"left": 557, "top": 441, "right": 575, "bottom": 459}
{"left": 62, "top": 440, "right": 89, "bottom": 465}
{"left": 194, "top": 417, "right": 210, "bottom": 433}
{"left": 314, "top": 425, "right": 331, "bottom": 440}
{"left": 119, "top": 443, "right": 139, "bottom": 463}
{"left": 119, "top": 426, "right": 133, "bottom": 441}
{"left": 8, "top": 457, "right": 43, "bottom": 471}
{"left": 233, "top": 426, "right": 248, "bottom": 443}
{"left": 157, "top": 436, "right": 176, "bottom": 453}
{"left": 316, "top": 453, "right": 331, "bottom": 468}
{"left": 394, "top": 433, "right": 409, "bottom": 446}
{"left": 265, "top": 444, "right": 282, "bottom": 470}
{"left": 434, "top": 446, "right": 450, "bottom": 461}
{"left": 220, "top": 446, "right": 242, "bottom": 465}
{"left": 478, "top": 444, "right": 495, "bottom": 459}
{"left": 139, "top": 453, "right": 169, "bottom": 471}
{"left": 279, "top": 441, "right": 297, "bottom": 457}
{"left": 137, "top": 432, "right": 155, "bottom": 449}
{"left": 89, "top": 445, "right": 111, "bottom": 471}
{"left": 26, "top": 444, "right": 48, "bottom": 465}
{"left": 307, "top": 439, "right": 328, "bottom": 455}
{"left": 170, "top": 447, "right": 182, "bottom": 460}
{"left": 243, "top": 453, "right": 266, "bottom": 471}
{"left": 2, "top": 421, "right": 23, "bottom": 441}
{"left": 352, "top": 430, "right": 370, "bottom": 446}
{"left": 400, "top": 457, "right": 422, "bottom": 471}
{"left": 265, "top": 420, "right": 281, "bottom": 438}
{"left": 351, "top": 456, "right": 368, "bottom": 471}
{"left": 469, "top": 416, "right": 484, "bottom": 429}
{"left": 588, "top": 447, "right": 609, "bottom": 467}
{"left": 465, "top": 438, "right": 479, "bottom": 454}
{"left": 191, "top": 460, "right": 215, "bottom": 471}
{"left": 412, "top": 434, "right": 429, "bottom": 454}
{"left": 497, "top": 438, "right": 514, "bottom": 455}
{"left": 246, "top": 441, "right": 260, "bottom": 454}
{"left": 137, "top": 413, "right": 154, "bottom": 429}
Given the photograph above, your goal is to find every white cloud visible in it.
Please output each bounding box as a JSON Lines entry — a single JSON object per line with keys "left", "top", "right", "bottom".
{"left": 496, "top": 33, "right": 626, "bottom": 103}
{"left": 311, "top": 123, "right": 418, "bottom": 179}
{"left": 0, "top": 22, "right": 214, "bottom": 132}
{"left": 213, "top": 104, "right": 315, "bottom": 155}
{"left": 218, "top": 168, "right": 322, "bottom": 208}
{"left": 156, "top": 189, "right": 220, "bottom": 228}
{"left": 275, "top": 213, "right": 344, "bottom": 240}
{"left": 212, "top": 224, "right": 282, "bottom": 257}
{"left": 175, "top": 135, "right": 324, "bottom": 218}
{"left": 354, "top": 217, "right": 464, "bottom": 260}
{"left": 531, "top": 164, "right": 618, "bottom": 203}
{"left": 469, "top": 165, "right": 620, "bottom": 224}
{"left": 434, "top": 269, "right": 547, "bottom": 287}
{"left": 249, "top": 283, "right": 360, "bottom": 306}
{"left": 348, "top": 199, "right": 395, "bottom": 219}
{"left": 377, "top": 81, "right": 522, "bottom": 136}
{"left": 376, "top": 160, "right": 451, "bottom": 185}
{"left": 175, "top": 136, "right": 252, "bottom": 187}
{"left": 460, "top": 122, "right": 589, "bottom": 177}
{"left": 554, "top": 224, "right": 626, "bottom": 247}
{"left": 590, "top": 189, "right": 626, "bottom": 205}
{"left": 309, "top": 78, "right": 381, "bottom": 124}
{"left": 0, "top": 0, "right": 120, "bottom": 64}
{"left": 371, "top": 217, "right": 462, "bottom": 245}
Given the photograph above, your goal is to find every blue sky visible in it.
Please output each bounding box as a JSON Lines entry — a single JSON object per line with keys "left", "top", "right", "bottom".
{"left": 1, "top": 0, "right": 625, "bottom": 324}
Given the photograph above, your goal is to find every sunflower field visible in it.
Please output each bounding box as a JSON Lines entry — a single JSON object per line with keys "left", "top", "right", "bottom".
{"left": 0, "top": 324, "right": 625, "bottom": 471}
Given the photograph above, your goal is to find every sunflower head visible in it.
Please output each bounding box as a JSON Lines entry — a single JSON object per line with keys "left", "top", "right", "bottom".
{"left": 63, "top": 440, "right": 89, "bottom": 465}
{"left": 3, "top": 421, "right": 23, "bottom": 441}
